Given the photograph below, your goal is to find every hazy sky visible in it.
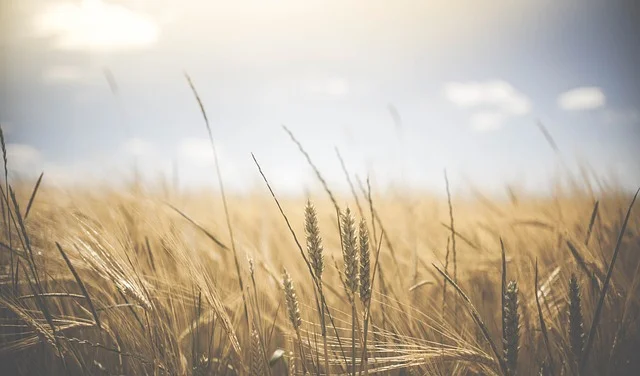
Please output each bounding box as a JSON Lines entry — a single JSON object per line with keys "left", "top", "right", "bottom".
{"left": 1, "top": 0, "right": 639, "bottom": 194}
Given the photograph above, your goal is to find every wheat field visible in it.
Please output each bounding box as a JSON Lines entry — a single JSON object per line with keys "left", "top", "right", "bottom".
{"left": 1, "top": 121, "right": 640, "bottom": 376}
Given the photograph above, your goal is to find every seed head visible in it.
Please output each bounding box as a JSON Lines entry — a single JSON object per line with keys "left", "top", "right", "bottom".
{"left": 503, "top": 280, "right": 519, "bottom": 375}
{"left": 340, "top": 208, "right": 359, "bottom": 300}
{"left": 304, "top": 201, "right": 324, "bottom": 281}
{"left": 282, "top": 268, "right": 302, "bottom": 330}
{"left": 250, "top": 328, "right": 266, "bottom": 376}
{"left": 359, "top": 218, "right": 371, "bottom": 305}
{"left": 248, "top": 256, "right": 255, "bottom": 278}
{"left": 568, "top": 274, "right": 584, "bottom": 364}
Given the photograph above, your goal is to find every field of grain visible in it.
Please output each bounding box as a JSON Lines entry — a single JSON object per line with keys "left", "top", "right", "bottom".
{"left": 1, "top": 122, "right": 639, "bottom": 376}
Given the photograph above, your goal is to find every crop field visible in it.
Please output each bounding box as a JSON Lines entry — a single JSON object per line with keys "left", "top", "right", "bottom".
{"left": 1, "top": 121, "right": 639, "bottom": 375}
{"left": 3, "top": 1, "right": 640, "bottom": 375}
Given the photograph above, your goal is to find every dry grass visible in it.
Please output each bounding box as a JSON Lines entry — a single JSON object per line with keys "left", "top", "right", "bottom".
{"left": 1, "top": 174, "right": 639, "bottom": 375}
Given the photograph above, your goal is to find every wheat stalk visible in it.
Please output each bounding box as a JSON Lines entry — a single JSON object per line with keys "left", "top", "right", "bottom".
{"left": 503, "top": 281, "right": 519, "bottom": 376}
{"left": 283, "top": 268, "right": 301, "bottom": 331}
{"left": 580, "top": 188, "right": 639, "bottom": 373}
{"left": 305, "top": 201, "right": 324, "bottom": 281}
{"left": 359, "top": 217, "right": 372, "bottom": 375}
{"left": 341, "top": 208, "right": 359, "bottom": 301}
{"left": 250, "top": 328, "right": 266, "bottom": 376}
{"left": 444, "top": 170, "right": 458, "bottom": 321}
{"left": 304, "top": 200, "right": 330, "bottom": 374}
{"left": 282, "top": 268, "right": 307, "bottom": 373}
{"left": 568, "top": 274, "right": 584, "bottom": 366}
{"left": 359, "top": 218, "right": 371, "bottom": 306}
{"left": 340, "top": 208, "right": 360, "bottom": 376}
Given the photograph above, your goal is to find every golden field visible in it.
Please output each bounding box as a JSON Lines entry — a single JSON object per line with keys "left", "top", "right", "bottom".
{"left": 1, "top": 163, "right": 639, "bottom": 375}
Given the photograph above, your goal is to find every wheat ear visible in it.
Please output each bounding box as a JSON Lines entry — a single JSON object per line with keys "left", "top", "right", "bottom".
{"left": 359, "top": 218, "right": 372, "bottom": 375}
{"left": 503, "top": 281, "right": 520, "bottom": 376}
{"left": 304, "top": 200, "right": 330, "bottom": 374}
{"left": 568, "top": 274, "right": 584, "bottom": 366}
{"left": 340, "top": 208, "right": 359, "bottom": 376}
{"left": 341, "top": 208, "right": 359, "bottom": 300}
{"left": 305, "top": 201, "right": 324, "bottom": 281}
{"left": 359, "top": 218, "right": 371, "bottom": 306}
{"left": 283, "top": 268, "right": 302, "bottom": 331}
{"left": 250, "top": 328, "right": 266, "bottom": 376}
{"left": 283, "top": 268, "right": 307, "bottom": 373}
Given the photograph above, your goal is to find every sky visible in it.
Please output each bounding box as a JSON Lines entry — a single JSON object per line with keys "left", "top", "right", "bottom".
{"left": 1, "top": 0, "right": 639, "bottom": 195}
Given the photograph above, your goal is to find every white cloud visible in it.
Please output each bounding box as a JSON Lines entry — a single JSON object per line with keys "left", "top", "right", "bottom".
{"left": 444, "top": 80, "right": 531, "bottom": 115}
{"left": 42, "top": 163, "right": 78, "bottom": 185}
{"left": 123, "top": 138, "right": 153, "bottom": 157}
{"left": 306, "top": 77, "right": 349, "bottom": 97}
{"left": 41, "top": 152, "right": 173, "bottom": 188}
{"left": 42, "top": 65, "right": 97, "bottom": 84}
{"left": 33, "top": 0, "right": 159, "bottom": 51}
{"left": 178, "top": 138, "right": 213, "bottom": 164}
{"left": 443, "top": 80, "right": 531, "bottom": 131}
{"left": 175, "top": 137, "right": 257, "bottom": 189}
{"left": 6, "top": 144, "right": 42, "bottom": 173}
{"left": 41, "top": 159, "right": 122, "bottom": 187}
{"left": 325, "top": 78, "right": 349, "bottom": 97}
{"left": 469, "top": 111, "right": 505, "bottom": 132}
{"left": 557, "top": 87, "right": 605, "bottom": 111}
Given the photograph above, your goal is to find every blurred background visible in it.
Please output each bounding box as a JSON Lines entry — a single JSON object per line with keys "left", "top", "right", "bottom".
{"left": 1, "top": 0, "right": 639, "bottom": 195}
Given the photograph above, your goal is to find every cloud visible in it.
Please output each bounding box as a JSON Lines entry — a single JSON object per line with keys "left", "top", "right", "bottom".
{"left": 469, "top": 111, "right": 505, "bottom": 132}
{"left": 40, "top": 159, "right": 122, "bottom": 187}
{"left": 444, "top": 80, "right": 531, "bottom": 131}
{"left": 42, "top": 65, "right": 98, "bottom": 84}
{"left": 6, "top": 144, "right": 42, "bottom": 173}
{"left": 123, "top": 138, "right": 154, "bottom": 157}
{"left": 33, "top": 0, "right": 159, "bottom": 51}
{"left": 557, "top": 87, "right": 605, "bottom": 111}
{"left": 444, "top": 80, "right": 531, "bottom": 115}
{"left": 175, "top": 137, "right": 257, "bottom": 189}
{"left": 177, "top": 138, "right": 214, "bottom": 164}
{"left": 305, "top": 77, "right": 349, "bottom": 97}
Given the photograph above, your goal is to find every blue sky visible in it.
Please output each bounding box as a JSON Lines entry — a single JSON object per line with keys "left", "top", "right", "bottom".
{"left": 1, "top": 0, "right": 639, "bottom": 194}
